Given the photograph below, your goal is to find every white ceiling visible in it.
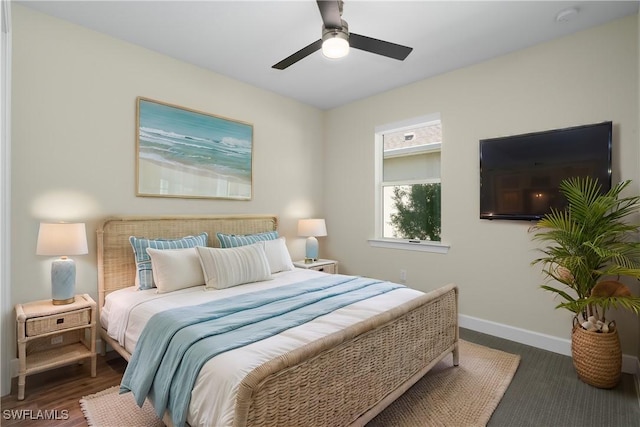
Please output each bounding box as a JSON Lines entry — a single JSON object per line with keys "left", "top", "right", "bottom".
{"left": 18, "top": 1, "right": 639, "bottom": 110}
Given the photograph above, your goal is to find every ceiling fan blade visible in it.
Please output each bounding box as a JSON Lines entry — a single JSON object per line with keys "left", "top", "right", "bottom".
{"left": 272, "top": 39, "right": 323, "bottom": 70}
{"left": 349, "top": 33, "right": 413, "bottom": 61}
{"left": 316, "top": 0, "right": 342, "bottom": 29}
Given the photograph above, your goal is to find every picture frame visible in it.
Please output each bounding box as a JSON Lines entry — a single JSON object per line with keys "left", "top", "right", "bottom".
{"left": 136, "top": 97, "right": 253, "bottom": 200}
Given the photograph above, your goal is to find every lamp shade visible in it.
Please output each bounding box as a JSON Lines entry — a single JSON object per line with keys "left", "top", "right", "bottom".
{"left": 298, "top": 219, "right": 327, "bottom": 237}
{"left": 36, "top": 223, "right": 88, "bottom": 256}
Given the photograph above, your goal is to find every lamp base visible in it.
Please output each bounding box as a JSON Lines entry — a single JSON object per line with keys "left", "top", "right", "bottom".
{"left": 305, "top": 237, "right": 319, "bottom": 261}
{"left": 52, "top": 297, "right": 75, "bottom": 305}
{"left": 51, "top": 257, "right": 76, "bottom": 305}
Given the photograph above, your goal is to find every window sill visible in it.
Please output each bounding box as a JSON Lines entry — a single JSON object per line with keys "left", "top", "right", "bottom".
{"left": 367, "top": 239, "right": 450, "bottom": 254}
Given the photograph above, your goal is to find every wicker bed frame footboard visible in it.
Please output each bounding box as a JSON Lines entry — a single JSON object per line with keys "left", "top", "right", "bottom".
{"left": 234, "top": 282, "right": 459, "bottom": 427}
{"left": 96, "top": 215, "right": 458, "bottom": 427}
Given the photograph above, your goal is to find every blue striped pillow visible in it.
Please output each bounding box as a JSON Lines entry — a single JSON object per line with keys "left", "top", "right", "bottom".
{"left": 216, "top": 231, "right": 278, "bottom": 248}
{"left": 129, "top": 233, "right": 208, "bottom": 290}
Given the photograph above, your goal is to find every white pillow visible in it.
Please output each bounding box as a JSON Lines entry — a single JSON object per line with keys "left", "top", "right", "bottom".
{"left": 195, "top": 244, "right": 272, "bottom": 290}
{"left": 261, "top": 237, "right": 294, "bottom": 273}
{"left": 146, "top": 247, "right": 205, "bottom": 293}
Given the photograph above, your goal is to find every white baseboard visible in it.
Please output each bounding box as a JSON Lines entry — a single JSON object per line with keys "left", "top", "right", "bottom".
{"left": 624, "top": 355, "right": 636, "bottom": 377}
{"left": 459, "top": 314, "right": 638, "bottom": 375}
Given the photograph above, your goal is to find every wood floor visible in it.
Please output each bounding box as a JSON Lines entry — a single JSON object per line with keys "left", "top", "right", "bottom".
{"left": 1, "top": 353, "right": 127, "bottom": 427}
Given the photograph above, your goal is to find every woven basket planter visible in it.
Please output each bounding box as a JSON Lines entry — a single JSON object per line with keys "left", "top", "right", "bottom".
{"left": 571, "top": 321, "right": 621, "bottom": 389}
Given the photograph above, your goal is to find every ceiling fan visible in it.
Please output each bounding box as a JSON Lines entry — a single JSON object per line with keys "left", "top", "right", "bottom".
{"left": 272, "top": 0, "right": 413, "bottom": 70}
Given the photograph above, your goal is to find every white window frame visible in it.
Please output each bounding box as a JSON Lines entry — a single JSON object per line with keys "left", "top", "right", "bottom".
{"left": 369, "top": 114, "right": 449, "bottom": 254}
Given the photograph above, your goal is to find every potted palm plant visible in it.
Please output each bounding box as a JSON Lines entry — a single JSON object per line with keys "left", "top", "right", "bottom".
{"left": 530, "top": 176, "right": 640, "bottom": 388}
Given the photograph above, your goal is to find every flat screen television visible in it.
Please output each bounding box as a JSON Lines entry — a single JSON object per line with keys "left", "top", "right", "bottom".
{"left": 480, "top": 121, "right": 612, "bottom": 220}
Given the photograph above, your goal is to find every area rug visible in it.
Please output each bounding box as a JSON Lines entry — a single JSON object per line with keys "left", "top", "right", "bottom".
{"left": 80, "top": 340, "right": 520, "bottom": 427}
{"left": 367, "top": 340, "right": 520, "bottom": 426}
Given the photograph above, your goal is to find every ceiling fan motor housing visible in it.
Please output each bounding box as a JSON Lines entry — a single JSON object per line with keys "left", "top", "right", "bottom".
{"left": 322, "top": 19, "right": 349, "bottom": 41}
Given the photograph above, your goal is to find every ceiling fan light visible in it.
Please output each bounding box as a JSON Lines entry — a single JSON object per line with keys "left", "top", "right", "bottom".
{"left": 322, "top": 32, "right": 349, "bottom": 59}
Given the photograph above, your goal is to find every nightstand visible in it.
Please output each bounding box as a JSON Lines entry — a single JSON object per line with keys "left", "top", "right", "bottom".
{"left": 293, "top": 259, "right": 339, "bottom": 274}
{"left": 15, "top": 294, "right": 97, "bottom": 400}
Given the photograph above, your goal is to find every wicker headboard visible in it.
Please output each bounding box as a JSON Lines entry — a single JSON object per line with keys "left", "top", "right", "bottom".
{"left": 96, "top": 215, "right": 278, "bottom": 309}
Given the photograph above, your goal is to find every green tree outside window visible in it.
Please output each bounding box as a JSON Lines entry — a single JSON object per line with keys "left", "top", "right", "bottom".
{"left": 389, "top": 183, "right": 441, "bottom": 241}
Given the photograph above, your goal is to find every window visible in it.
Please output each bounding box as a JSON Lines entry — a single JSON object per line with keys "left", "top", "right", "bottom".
{"left": 372, "top": 114, "right": 447, "bottom": 253}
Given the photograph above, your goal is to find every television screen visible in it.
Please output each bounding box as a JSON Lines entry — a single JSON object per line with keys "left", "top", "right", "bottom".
{"left": 480, "top": 121, "right": 612, "bottom": 220}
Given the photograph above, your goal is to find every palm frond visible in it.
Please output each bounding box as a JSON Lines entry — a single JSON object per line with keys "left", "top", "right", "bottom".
{"left": 530, "top": 176, "right": 640, "bottom": 319}
{"left": 540, "top": 284, "right": 577, "bottom": 304}
{"left": 571, "top": 296, "right": 640, "bottom": 316}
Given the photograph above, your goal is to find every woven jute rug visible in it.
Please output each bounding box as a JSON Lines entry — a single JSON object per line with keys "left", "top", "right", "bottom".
{"left": 368, "top": 340, "right": 520, "bottom": 426}
{"left": 80, "top": 340, "right": 519, "bottom": 427}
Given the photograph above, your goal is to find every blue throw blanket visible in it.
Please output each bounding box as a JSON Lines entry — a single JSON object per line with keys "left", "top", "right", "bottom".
{"left": 120, "top": 274, "right": 403, "bottom": 427}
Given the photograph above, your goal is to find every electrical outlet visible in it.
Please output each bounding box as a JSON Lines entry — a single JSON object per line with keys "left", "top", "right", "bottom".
{"left": 400, "top": 269, "right": 407, "bottom": 284}
{"left": 51, "top": 335, "right": 63, "bottom": 345}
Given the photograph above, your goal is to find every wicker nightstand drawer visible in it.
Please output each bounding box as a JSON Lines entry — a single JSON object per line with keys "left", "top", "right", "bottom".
{"left": 311, "top": 263, "right": 336, "bottom": 274}
{"left": 293, "top": 259, "right": 339, "bottom": 274}
{"left": 25, "top": 308, "right": 90, "bottom": 337}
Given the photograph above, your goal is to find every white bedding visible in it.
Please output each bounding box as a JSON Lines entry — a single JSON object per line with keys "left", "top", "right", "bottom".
{"left": 101, "top": 269, "right": 424, "bottom": 427}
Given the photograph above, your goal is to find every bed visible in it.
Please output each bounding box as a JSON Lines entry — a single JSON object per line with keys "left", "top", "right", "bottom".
{"left": 96, "top": 214, "right": 459, "bottom": 427}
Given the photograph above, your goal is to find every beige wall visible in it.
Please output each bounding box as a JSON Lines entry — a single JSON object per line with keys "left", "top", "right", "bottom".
{"left": 10, "top": 5, "right": 324, "bottom": 306}
{"left": 324, "top": 15, "right": 639, "bottom": 355}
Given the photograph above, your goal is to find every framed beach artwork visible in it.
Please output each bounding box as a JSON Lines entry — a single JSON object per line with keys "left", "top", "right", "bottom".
{"left": 136, "top": 97, "right": 253, "bottom": 200}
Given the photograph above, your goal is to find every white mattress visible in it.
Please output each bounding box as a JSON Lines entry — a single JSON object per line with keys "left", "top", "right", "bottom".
{"left": 101, "top": 269, "right": 424, "bottom": 427}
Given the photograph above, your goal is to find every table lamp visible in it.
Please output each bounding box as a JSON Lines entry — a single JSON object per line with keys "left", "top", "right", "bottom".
{"left": 36, "top": 222, "right": 88, "bottom": 305}
{"left": 298, "top": 219, "right": 327, "bottom": 262}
